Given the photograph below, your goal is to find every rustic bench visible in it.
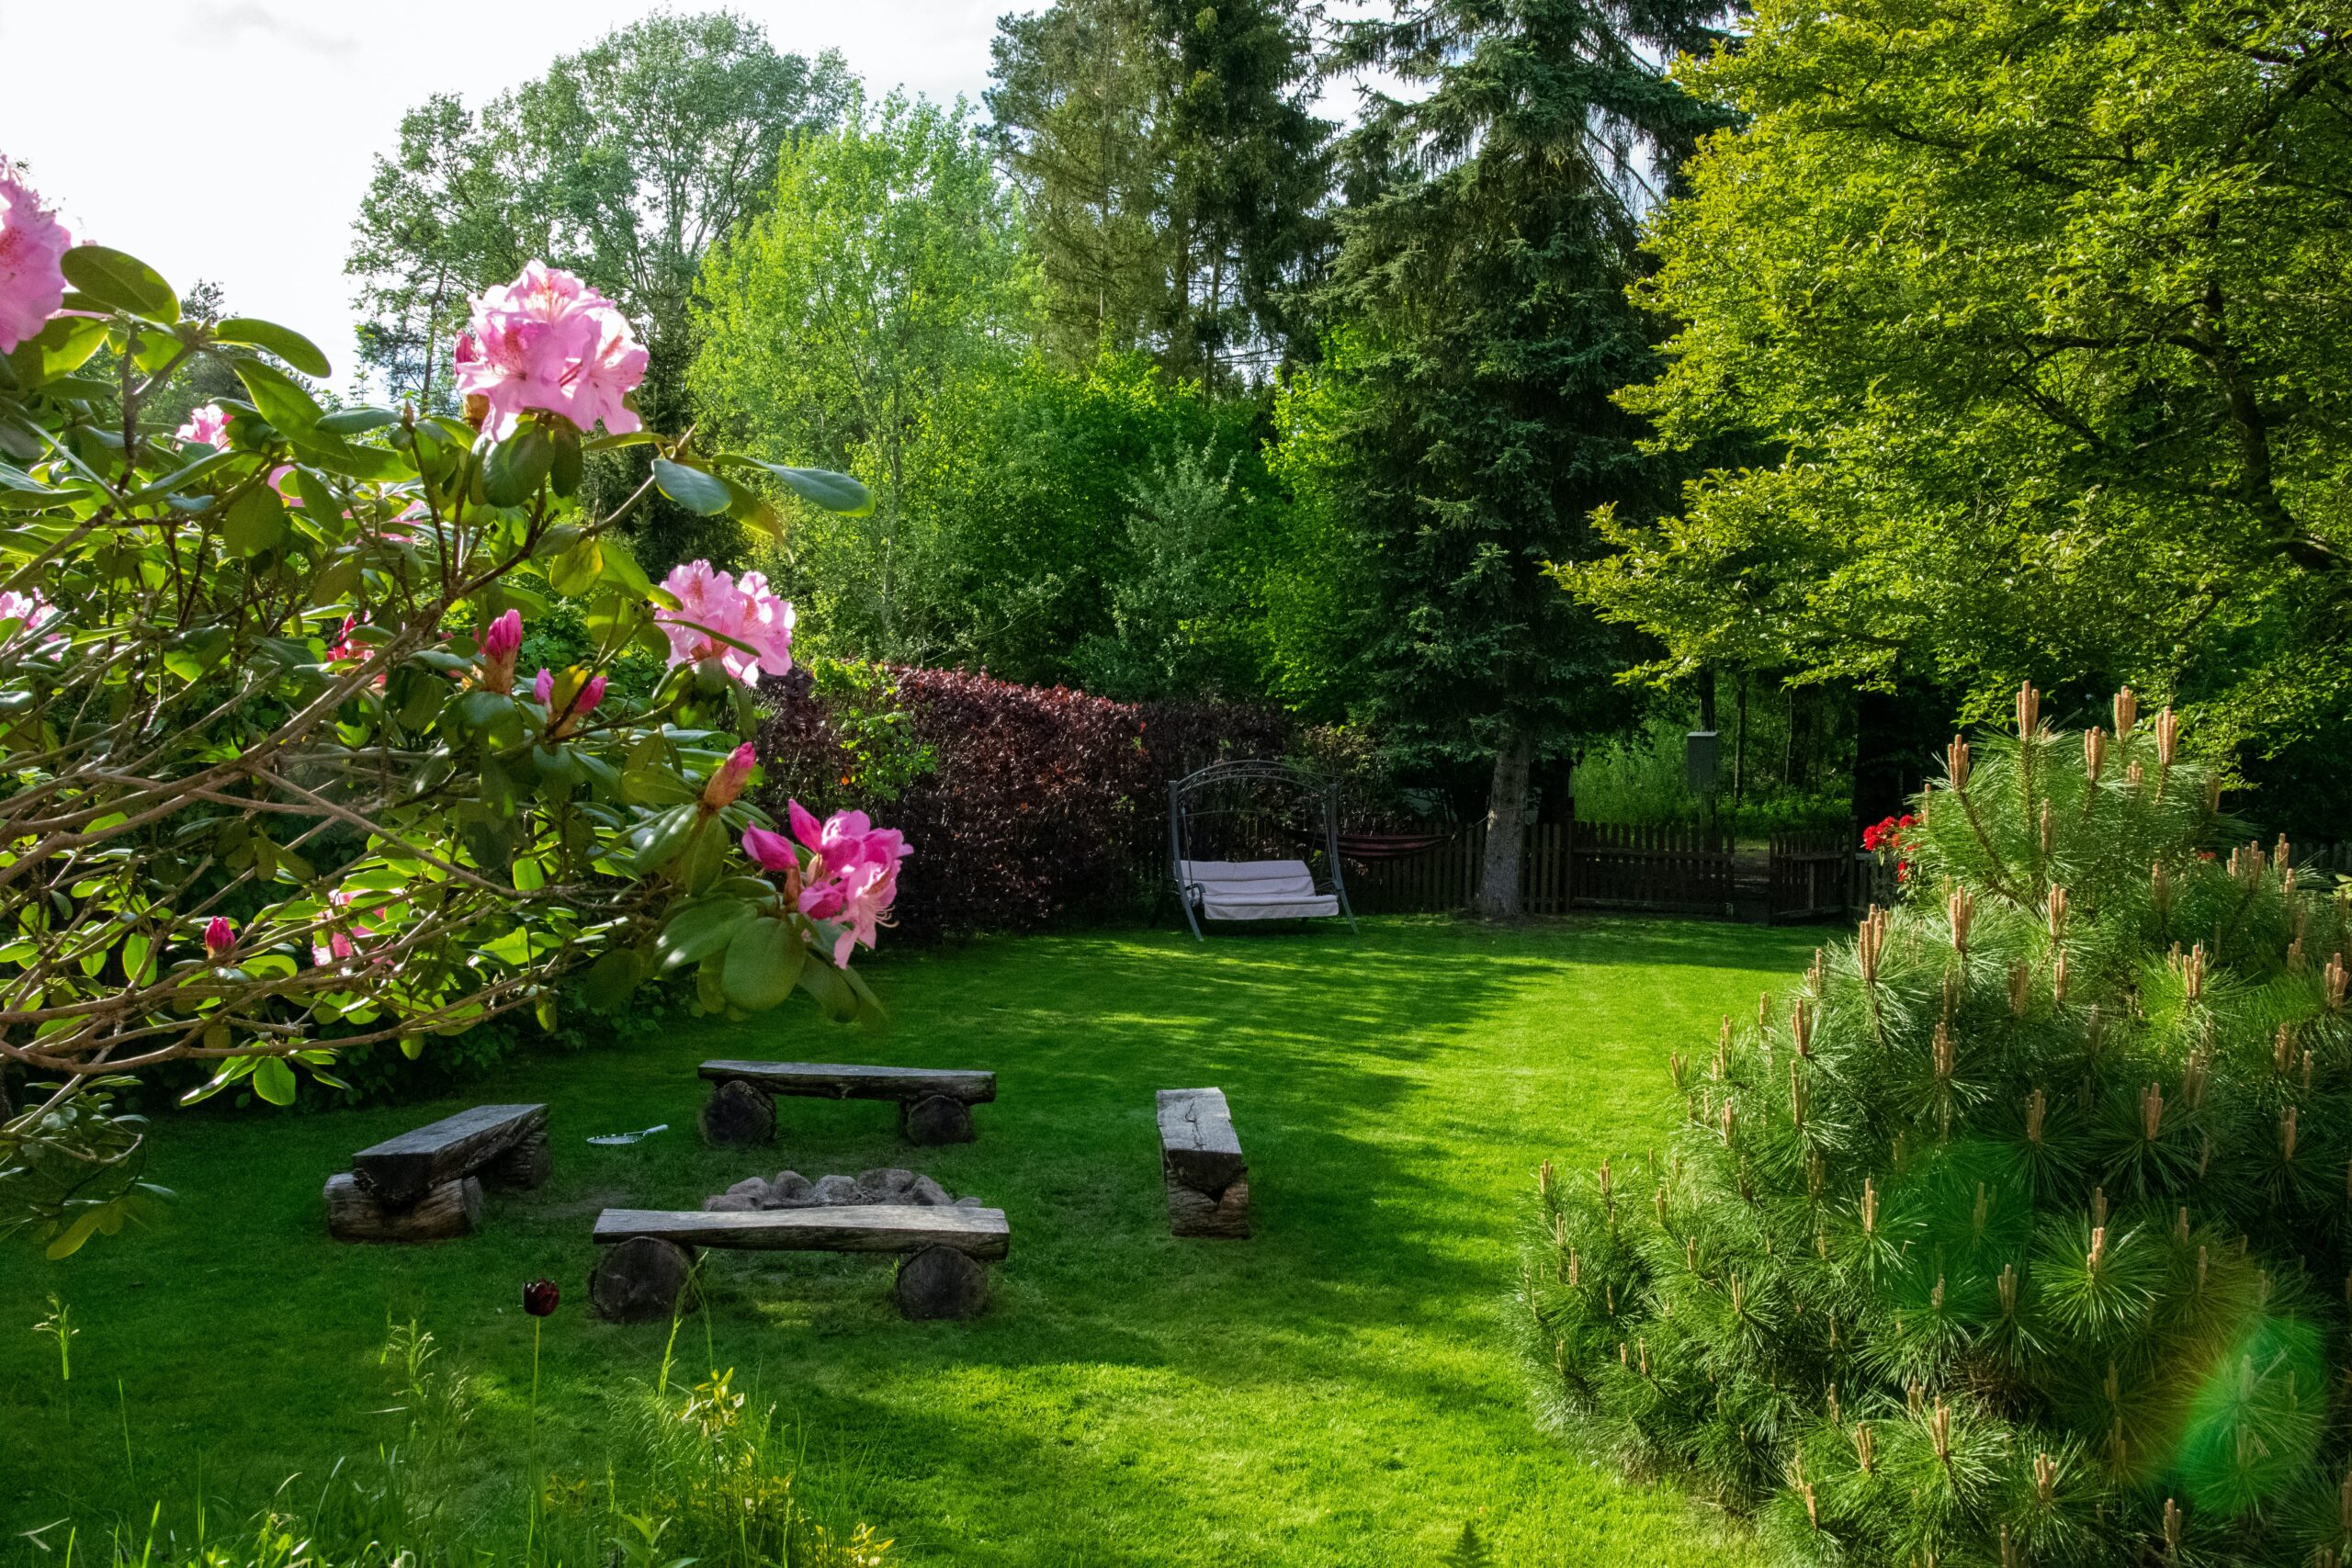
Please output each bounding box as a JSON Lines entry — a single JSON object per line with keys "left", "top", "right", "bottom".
{"left": 1158, "top": 1087, "right": 1249, "bottom": 1238}
{"left": 324, "top": 1102, "right": 549, "bottom": 1242}
{"left": 590, "top": 1202, "right": 1011, "bottom": 1321}
{"left": 697, "top": 1059, "right": 997, "bottom": 1147}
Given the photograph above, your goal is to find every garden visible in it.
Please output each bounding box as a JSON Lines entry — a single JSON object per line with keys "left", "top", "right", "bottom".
{"left": 8, "top": 1, "right": 2352, "bottom": 1565}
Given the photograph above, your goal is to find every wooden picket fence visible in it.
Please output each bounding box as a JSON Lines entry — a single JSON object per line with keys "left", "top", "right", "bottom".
{"left": 1344, "top": 819, "right": 1735, "bottom": 917}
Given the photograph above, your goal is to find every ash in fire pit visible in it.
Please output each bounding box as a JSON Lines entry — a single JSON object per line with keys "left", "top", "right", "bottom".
{"left": 703, "top": 1167, "right": 982, "bottom": 1213}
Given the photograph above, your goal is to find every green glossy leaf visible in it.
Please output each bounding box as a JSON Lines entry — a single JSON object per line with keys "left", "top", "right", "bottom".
{"left": 582, "top": 946, "right": 642, "bottom": 1014}
{"left": 484, "top": 424, "right": 554, "bottom": 506}
{"left": 549, "top": 422, "right": 582, "bottom": 498}
{"left": 623, "top": 766, "right": 698, "bottom": 807}
{"left": 657, "top": 897, "right": 756, "bottom": 968}
{"left": 7, "top": 315, "right": 109, "bottom": 387}
{"left": 317, "top": 406, "right": 399, "bottom": 435}
{"left": 232, "top": 358, "right": 322, "bottom": 435}
{"left": 222, "top": 487, "right": 288, "bottom": 557}
{"left": 632, "top": 804, "right": 703, "bottom": 875}
{"left": 212, "top": 317, "right": 331, "bottom": 378}
{"left": 252, "top": 1056, "right": 298, "bottom": 1106}
{"left": 797, "top": 952, "right": 859, "bottom": 1021}
{"left": 747, "top": 459, "right": 872, "bottom": 516}
{"left": 722, "top": 916, "right": 807, "bottom": 1010}
{"left": 652, "top": 457, "right": 730, "bottom": 515}
{"left": 59, "top": 245, "right": 177, "bottom": 319}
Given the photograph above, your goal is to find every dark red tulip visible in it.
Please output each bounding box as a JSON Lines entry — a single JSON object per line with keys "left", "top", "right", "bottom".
{"left": 522, "top": 1278, "right": 560, "bottom": 1317}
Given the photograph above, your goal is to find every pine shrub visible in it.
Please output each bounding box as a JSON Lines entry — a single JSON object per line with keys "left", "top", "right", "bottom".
{"left": 1520, "top": 686, "right": 2352, "bottom": 1566}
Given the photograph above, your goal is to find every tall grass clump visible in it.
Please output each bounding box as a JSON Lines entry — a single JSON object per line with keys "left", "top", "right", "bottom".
{"left": 1521, "top": 686, "right": 2352, "bottom": 1566}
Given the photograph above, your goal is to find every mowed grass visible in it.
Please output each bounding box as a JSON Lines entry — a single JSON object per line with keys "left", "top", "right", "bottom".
{"left": 1, "top": 915, "right": 1823, "bottom": 1565}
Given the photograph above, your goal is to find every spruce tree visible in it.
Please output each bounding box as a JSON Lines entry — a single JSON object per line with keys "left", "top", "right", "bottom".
{"left": 1324, "top": 0, "right": 1723, "bottom": 915}
{"left": 1521, "top": 685, "right": 2352, "bottom": 1565}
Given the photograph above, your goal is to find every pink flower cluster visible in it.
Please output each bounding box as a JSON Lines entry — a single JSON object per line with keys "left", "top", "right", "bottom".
{"left": 0, "top": 164, "right": 70, "bottom": 355}
{"left": 454, "top": 262, "right": 647, "bottom": 440}
{"left": 311, "top": 888, "right": 388, "bottom": 968}
{"left": 0, "top": 586, "right": 62, "bottom": 653}
{"left": 177, "top": 404, "right": 231, "bottom": 448}
{"left": 654, "top": 559, "right": 794, "bottom": 685}
{"left": 742, "top": 801, "right": 909, "bottom": 968}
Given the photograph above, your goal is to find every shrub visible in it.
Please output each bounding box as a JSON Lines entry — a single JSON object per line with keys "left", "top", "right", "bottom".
{"left": 0, "top": 169, "right": 888, "bottom": 1252}
{"left": 757, "top": 666, "right": 1288, "bottom": 940}
{"left": 1520, "top": 686, "right": 2352, "bottom": 1567}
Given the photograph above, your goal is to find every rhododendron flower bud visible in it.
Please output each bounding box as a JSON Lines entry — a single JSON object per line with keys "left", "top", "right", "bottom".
{"left": 704, "top": 742, "right": 756, "bottom": 808}
{"left": 741, "top": 824, "right": 797, "bottom": 872}
{"left": 0, "top": 164, "right": 71, "bottom": 355}
{"left": 452, "top": 263, "right": 647, "bottom": 439}
{"left": 177, "top": 403, "right": 231, "bottom": 450}
{"left": 477, "top": 609, "right": 523, "bottom": 694}
{"left": 575, "top": 674, "right": 606, "bottom": 716}
{"left": 533, "top": 667, "right": 555, "bottom": 706}
{"left": 202, "top": 917, "right": 234, "bottom": 960}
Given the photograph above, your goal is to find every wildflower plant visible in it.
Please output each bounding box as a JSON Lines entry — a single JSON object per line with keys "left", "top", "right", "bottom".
{"left": 1521, "top": 685, "right": 2352, "bottom": 1566}
{"left": 0, "top": 167, "right": 891, "bottom": 1254}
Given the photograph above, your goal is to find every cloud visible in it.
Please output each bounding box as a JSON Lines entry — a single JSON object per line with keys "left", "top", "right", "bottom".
{"left": 183, "top": 2, "right": 356, "bottom": 58}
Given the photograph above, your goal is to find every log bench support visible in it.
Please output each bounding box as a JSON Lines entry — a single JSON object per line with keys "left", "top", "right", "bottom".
{"left": 1158, "top": 1087, "right": 1250, "bottom": 1239}
{"left": 326, "top": 1103, "right": 548, "bottom": 1243}
{"left": 590, "top": 1203, "right": 1011, "bottom": 1322}
{"left": 695, "top": 1060, "right": 996, "bottom": 1148}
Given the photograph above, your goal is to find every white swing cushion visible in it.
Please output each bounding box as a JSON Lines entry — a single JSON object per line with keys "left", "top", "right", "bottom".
{"left": 1180, "top": 859, "right": 1340, "bottom": 921}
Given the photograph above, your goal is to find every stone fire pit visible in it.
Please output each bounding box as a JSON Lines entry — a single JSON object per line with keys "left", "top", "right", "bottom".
{"left": 702, "top": 1167, "right": 983, "bottom": 1213}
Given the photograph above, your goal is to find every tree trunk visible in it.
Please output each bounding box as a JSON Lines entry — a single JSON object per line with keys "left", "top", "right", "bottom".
{"left": 1474, "top": 733, "right": 1534, "bottom": 919}
{"left": 1734, "top": 672, "right": 1748, "bottom": 803}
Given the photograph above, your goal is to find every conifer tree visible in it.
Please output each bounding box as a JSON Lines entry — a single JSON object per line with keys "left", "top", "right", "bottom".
{"left": 1521, "top": 685, "right": 2352, "bottom": 1565}
{"left": 1324, "top": 0, "right": 1723, "bottom": 915}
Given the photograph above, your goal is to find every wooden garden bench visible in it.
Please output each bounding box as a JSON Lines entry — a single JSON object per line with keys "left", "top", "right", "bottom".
{"left": 1158, "top": 1087, "right": 1250, "bottom": 1238}
{"left": 590, "top": 1202, "right": 1011, "bottom": 1321}
{"left": 324, "top": 1102, "right": 549, "bottom": 1243}
{"left": 696, "top": 1059, "right": 997, "bottom": 1146}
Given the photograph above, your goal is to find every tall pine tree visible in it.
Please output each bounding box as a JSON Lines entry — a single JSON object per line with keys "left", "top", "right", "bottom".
{"left": 1326, "top": 0, "right": 1723, "bottom": 915}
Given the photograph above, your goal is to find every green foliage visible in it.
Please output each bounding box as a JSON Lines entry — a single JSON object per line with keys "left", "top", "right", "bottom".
{"left": 1567, "top": 0, "right": 2352, "bottom": 826}
{"left": 988, "top": 0, "right": 1332, "bottom": 384}
{"left": 689, "top": 87, "right": 1033, "bottom": 657}
{"left": 1521, "top": 692, "right": 2352, "bottom": 1564}
{"left": 345, "top": 12, "right": 854, "bottom": 573}
{"left": 0, "top": 243, "right": 876, "bottom": 1252}
{"left": 1319, "top": 0, "right": 1726, "bottom": 906}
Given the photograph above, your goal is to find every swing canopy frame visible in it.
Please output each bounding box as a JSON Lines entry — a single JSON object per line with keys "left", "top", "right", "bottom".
{"left": 1166, "top": 758, "right": 1357, "bottom": 940}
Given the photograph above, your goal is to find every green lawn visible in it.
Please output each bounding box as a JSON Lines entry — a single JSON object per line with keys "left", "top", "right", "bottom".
{"left": 2, "top": 916, "right": 1822, "bottom": 1565}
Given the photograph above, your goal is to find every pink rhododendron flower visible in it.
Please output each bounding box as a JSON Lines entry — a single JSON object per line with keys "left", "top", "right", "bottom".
{"left": 653, "top": 559, "right": 794, "bottom": 685}
{"left": 827, "top": 859, "right": 898, "bottom": 967}
{"left": 779, "top": 798, "right": 908, "bottom": 940}
{"left": 476, "top": 609, "right": 522, "bottom": 694}
{"left": 0, "top": 164, "right": 71, "bottom": 355}
{"left": 703, "top": 742, "right": 756, "bottom": 808}
{"left": 311, "top": 889, "right": 379, "bottom": 967}
{"left": 202, "top": 917, "right": 235, "bottom": 960}
{"left": 452, "top": 262, "right": 647, "bottom": 440}
{"left": 0, "top": 586, "right": 62, "bottom": 653}
{"left": 177, "top": 403, "right": 231, "bottom": 449}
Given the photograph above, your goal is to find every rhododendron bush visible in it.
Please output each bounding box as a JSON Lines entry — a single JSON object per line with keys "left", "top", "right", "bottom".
{"left": 0, "top": 164, "right": 891, "bottom": 1255}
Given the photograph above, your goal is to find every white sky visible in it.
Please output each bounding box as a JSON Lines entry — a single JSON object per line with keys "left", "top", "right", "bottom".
{"left": 0, "top": 1, "right": 1011, "bottom": 392}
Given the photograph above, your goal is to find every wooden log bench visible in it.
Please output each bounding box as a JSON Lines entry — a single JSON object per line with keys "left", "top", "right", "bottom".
{"left": 697, "top": 1060, "right": 997, "bottom": 1147}
{"left": 590, "top": 1202, "right": 1011, "bottom": 1321}
{"left": 1158, "top": 1087, "right": 1250, "bottom": 1239}
{"left": 323, "top": 1103, "right": 549, "bottom": 1243}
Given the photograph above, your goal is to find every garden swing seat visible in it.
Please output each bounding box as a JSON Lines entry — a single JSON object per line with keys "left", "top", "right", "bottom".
{"left": 1168, "top": 760, "right": 1356, "bottom": 940}
{"left": 1178, "top": 859, "right": 1341, "bottom": 922}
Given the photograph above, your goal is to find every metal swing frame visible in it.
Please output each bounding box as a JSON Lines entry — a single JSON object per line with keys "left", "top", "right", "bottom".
{"left": 1166, "top": 758, "right": 1358, "bottom": 940}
